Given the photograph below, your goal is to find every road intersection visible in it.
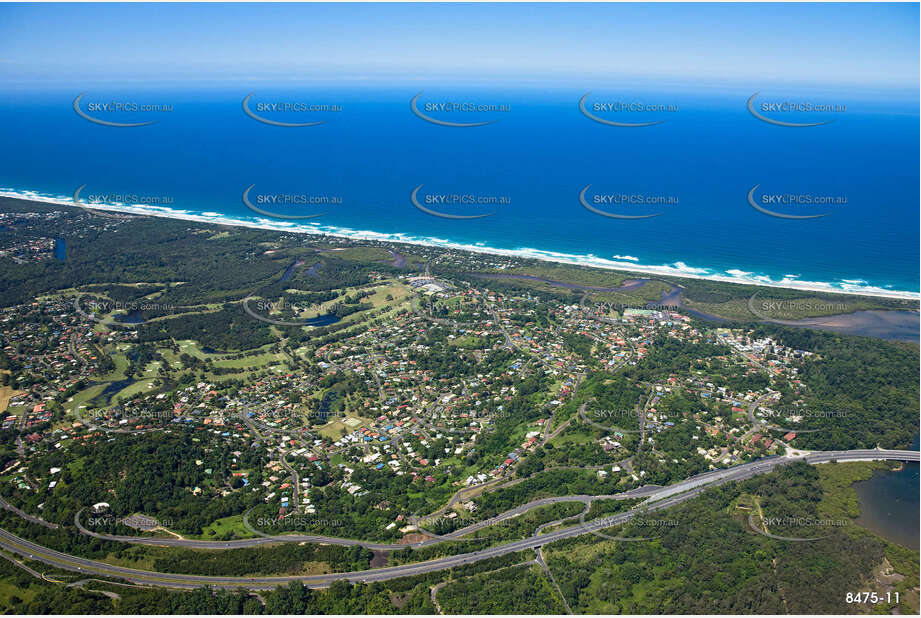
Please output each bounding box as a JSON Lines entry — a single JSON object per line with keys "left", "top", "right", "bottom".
{"left": 0, "top": 448, "right": 915, "bottom": 590}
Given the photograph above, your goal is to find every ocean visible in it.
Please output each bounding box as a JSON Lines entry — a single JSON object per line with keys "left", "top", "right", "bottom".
{"left": 1, "top": 81, "right": 918, "bottom": 297}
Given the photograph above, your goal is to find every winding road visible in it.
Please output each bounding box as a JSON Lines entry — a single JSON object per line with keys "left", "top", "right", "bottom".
{"left": 1, "top": 449, "right": 915, "bottom": 590}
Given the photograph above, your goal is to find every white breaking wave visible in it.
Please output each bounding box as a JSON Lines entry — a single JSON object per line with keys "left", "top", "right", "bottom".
{"left": 1, "top": 187, "right": 917, "bottom": 301}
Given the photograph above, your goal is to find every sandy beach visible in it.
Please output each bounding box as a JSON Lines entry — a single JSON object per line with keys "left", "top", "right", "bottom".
{"left": 2, "top": 188, "right": 918, "bottom": 302}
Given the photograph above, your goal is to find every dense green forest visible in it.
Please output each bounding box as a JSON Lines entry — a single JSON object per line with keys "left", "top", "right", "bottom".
{"left": 0, "top": 549, "right": 543, "bottom": 614}
{"left": 0, "top": 462, "right": 916, "bottom": 614}
{"left": 751, "top": 325, "right": 919, "bottom": 449}
{"left": 544, "top": 462, "right": 918, "bottom": 615}
{"left": 8, "top": 430, "right": 264, "bottom": 535}
{"left": 436, "top": 563, "right": 566, "bottom": 614}
{"left": 0, "top": 200, "right": 394, "bottom": 333}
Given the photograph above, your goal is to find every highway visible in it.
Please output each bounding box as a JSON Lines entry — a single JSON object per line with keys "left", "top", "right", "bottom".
{"left": 0, "top": 449, "right": 915, "bottom": 590}
{"left": 0, "top": 495, "right": 58, "bottom": 530}
{"left": 74, "top": 490, "right": 640, "bottom": 551}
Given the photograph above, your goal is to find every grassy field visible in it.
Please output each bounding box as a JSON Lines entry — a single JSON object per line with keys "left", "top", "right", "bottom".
{"left": 211, "top": 350, "right": 286, "bottom": 370}
{"left": 173, "top": 340, "right": 286, "bottom": 365}
{"left": 318, "top": 419, "right": 348, "bottom": 440}
{"left": 64, "top": 383, "right": 107, "bottom": 415}
{"left": 318, "top": 415, "right": 370, "bottom": 440}
{"left": 367, "top": 282, "right": 412, "bottom": 307}
{"left": 193, "top": 514, "right": 255, "bottom": 540}
{"left": 0, "top": 554, "right": 40, "bottom": 606}
{"left": 30, "top": 280, "right": 432, "bottom": 419}
{"left": 112, "top": 378, "right": 159, "bottom": 402}
{"left": 449, "top": 334, "right": 489, "bottom": 349}
{"left": 108, "top": 345, "right": 131, "bottom": 373}
{"left": 588, "top": 279, "right": 673, "bottom": 307}
{"left": 279, "top": 288, "right": 346, "bottom": 319}
{"left": 157, "top": 347, "right": 185, "bottom": 370}
{"left": 0, "top": 371, "right": 23, "bottom": 415}
{"left": 548, "top": 425, "right": 597, "bottom": 446}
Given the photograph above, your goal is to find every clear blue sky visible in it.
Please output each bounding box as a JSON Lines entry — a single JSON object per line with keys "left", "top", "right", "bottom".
{"left": 0, "top": 3, "right": 917, "bottom": 88}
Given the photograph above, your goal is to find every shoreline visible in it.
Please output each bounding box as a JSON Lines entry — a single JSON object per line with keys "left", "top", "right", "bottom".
{"left": 2, "top": 188, "right": 919, "bottom": 302}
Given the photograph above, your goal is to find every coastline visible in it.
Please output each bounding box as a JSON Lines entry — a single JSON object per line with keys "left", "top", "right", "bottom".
{"left": 2, "top": 187, "right": 919, "bottom": 302}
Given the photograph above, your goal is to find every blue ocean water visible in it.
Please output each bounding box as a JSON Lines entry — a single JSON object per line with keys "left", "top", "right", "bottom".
{"left": 0, "top": 82, "right": 917, "bottom": 295}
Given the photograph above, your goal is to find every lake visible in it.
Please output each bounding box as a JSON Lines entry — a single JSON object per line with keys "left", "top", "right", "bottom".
{"left": 853, "top": 439, "right": 920, "bottom": 550}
